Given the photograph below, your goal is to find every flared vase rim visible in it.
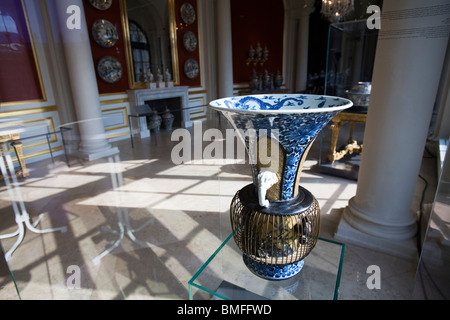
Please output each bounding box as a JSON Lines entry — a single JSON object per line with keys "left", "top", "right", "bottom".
{"left": 209, "top": 94, "right": 353, "bottom": 115}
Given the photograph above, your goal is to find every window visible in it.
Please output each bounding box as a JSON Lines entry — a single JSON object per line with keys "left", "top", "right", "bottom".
{"left": 129, "top": 20, "right": 151, "bottom": 83}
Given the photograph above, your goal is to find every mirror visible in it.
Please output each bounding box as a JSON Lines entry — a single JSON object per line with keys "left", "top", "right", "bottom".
{"left": 120, "top": 0, "right": 179, "bottom": 89}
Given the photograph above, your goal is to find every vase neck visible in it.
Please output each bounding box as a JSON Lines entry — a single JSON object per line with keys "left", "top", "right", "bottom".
{"left": 249, "top": 136, "right": 315, "bottom": 202}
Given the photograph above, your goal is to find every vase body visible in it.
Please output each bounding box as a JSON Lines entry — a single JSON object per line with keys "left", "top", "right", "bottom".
{"left": 149, "top": 110, "right": 162, "bottom": 132}
{"left": 163, "top": 116, "right": 174, "bottom": 130}
{"left": 209, "top": 94, "right": 352, "bottom": 280}
{"left": 162, "top": 107, "right": 175, "bottom": 130}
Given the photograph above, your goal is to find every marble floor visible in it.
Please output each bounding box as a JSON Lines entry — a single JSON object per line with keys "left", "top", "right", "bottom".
{"left": 0, "top": 116, "right": 436, "bottom": 300}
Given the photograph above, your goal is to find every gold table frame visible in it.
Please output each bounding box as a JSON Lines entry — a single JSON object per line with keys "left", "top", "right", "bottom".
{"left": 329, "top": 110, "right": 367, "bottom": 164}
{"left": 0, "top": 126, "right": 29, "bottom": 179}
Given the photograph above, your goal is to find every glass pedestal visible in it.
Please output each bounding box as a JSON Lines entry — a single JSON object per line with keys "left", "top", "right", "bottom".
{"left": 188, "top": 233, "right": 345, "bottom": 300}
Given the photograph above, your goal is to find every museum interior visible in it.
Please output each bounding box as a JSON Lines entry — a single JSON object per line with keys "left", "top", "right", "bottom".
{"left": 0, "top": 0, "right": 449, "bottom": 300}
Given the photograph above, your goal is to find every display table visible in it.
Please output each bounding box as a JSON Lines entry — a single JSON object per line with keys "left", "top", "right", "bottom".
{"left": 328, "top": 106, "right": 367, "bottom": 164}
{"left": 0, "top": 125, "right": 29, "bottom": 178}
{"left": 0, "top": 151, "right": 66, "bottom": 261}
{"left": 188, "top": 233, "right": 345, "bottom": 300}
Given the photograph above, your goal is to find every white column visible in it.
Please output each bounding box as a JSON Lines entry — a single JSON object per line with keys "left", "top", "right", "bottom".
{"left": 335, "top": 0, "right": 450, "bottom": 259}
{"left": 55, "top": 0, "right": 118, "bottom": 160}
{"left": 294, "top": 2, "right": 314, "bottom": 92}
{"left": 216, "top": 0, "right": 234, "bottom": 98}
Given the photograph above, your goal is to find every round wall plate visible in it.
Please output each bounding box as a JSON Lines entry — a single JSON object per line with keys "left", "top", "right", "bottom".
{"left": 97, "top": 56, "right": 122, "bottom": 83}
{"left": 184, "top": 58, "right": 199, "bottom": 79}
{"left": 92, "top": 19, "right": 118, "bottom": 48}
{"left": 89, "top": 0, "right": 112, "bottom": 11}
{"left": 180, "top": 3, "right": 196, "bottom": 25}
{"left": 183, "top": 31, "right": 197, "bottom": 52}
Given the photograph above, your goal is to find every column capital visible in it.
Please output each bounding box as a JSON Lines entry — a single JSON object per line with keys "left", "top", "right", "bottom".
{"left": 284, "top": 0, "right": 315, "bottom": 18}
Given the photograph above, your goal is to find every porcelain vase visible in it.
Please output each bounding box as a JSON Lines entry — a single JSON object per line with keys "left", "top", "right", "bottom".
{"left": 209, "top": 94, "right": 352, "bottom": 280}
{"left": 162, "top": 107, "right": 175, "bottom": 130}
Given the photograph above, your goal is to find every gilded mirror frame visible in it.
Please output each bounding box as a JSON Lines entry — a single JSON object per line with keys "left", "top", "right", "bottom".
{"left": 120, "top": 0, "right": 180, "bottom": 89}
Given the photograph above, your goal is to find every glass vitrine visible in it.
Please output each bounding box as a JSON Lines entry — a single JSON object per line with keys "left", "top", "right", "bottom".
{"left": 318, "top": 19, "right": 379, "bottom": 180}
{"left": 188, "top": 233, "right": 345, "bottom": 300}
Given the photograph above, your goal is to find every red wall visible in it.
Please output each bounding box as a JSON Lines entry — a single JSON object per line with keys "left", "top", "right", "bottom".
{"left": 0, "top": 0, "right": 43, "bottom": 104}
{"left": 174, "top": 0, "right": 201, "bottom": 87}
{"left": 83, "top": 0, "right": 129, "bottom": 94}
{"left": 230, "top": 0, "right": 285, "bottom": 85}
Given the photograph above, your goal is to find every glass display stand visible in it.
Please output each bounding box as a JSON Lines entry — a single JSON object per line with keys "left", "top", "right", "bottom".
{"left": 318, "top": 20, "right": 378, "bottom": 180}
{"left": 188, "top": 233, "right": 345, "bottom": 300}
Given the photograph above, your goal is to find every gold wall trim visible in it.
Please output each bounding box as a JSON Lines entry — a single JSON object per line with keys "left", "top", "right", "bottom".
{"left": 102, "top": 106, "right": 129, "bottom": 131}
{"left": 169, "top": 0, "right": 180, "bottom": 85}
{"left": 100, "top": 98, "right": 130, "bottom": 105}
{"left": 194, "top": 0, "right": 203, "bottom": 89}
{"left": 106, "top": 130, "right": 130, "bottom": 140}
{"left": 121, "top": 0, "right": 180, "bottom": 89}
{"left": 0, "top": 106, "right": 58, "bottom": 118}
{"left": 120, "top": 0, "right": 137, "bottom": 89}
{"left": 190, "top": 115, "right": 207, "bottom": 121}
{"left": 0, "top": 99, "right": 48, "bottom": 108}
{"left": 190, "top": 109, "right": 205, "bottom": 116}
{"left": 3, "top": 117, "right": 58, "bottom": 153}
{"left": 102, "top": 106, "right": 128, "bottom": 113}
{"left": 8, "top": 145, "right": 64, "bottom": 163}
{"left": 188, "top": 96, "right": 206, "bottom": 115}
{"left": 100, "top": 91, "right": 128, "bottom": 97}
{"left": 24, "top": 145, "right": 64, "bottom": 161}
{"left": 189, "top": 89, "right": 207, "bottom": 95}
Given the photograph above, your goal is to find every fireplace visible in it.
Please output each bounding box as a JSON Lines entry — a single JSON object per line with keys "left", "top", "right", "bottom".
{"left": 128, "top": 86, "right": 190, "bottom": 138}
{"left": 145, "top": 97, "right": 183, "bottom": 129}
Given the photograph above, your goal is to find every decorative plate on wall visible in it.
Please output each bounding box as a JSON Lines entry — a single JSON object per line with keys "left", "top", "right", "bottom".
{"left": 183, "top": 31, "right": 197, "bottom": 52}
{"left": 180, "top": 2, "right": 196, "bottom": 25}
{"left": 184, "top": 58, "right": 199, "bottom": 79}
{"left": 89, "top": 0, "right": 112, "bottom": 11}
{"left": 92, "top": 19, "right": 118, "bottom": 48}
{"left": 97, "top": 56, "right": 122, "bottom": 83}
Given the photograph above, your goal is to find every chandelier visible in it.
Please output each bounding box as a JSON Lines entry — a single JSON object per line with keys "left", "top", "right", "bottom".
{"left": 321, "top": 0, "right": 355, "bottom": 23}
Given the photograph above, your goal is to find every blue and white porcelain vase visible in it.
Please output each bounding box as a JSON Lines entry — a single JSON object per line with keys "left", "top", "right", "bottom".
{"left": 209, "top": 94, "right": 352, "bottom": 280}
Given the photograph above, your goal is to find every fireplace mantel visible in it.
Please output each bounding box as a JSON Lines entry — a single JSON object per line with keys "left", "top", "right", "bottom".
{"left": 128, "top": 86, "right": 190, "bottom": 138}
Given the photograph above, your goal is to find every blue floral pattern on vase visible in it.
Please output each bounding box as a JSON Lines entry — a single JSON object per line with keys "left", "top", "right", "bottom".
{"left": 210, "top": 94, "right": 353, "bottom": 201}
{"left": 243, "top": 253, "right": 305, "bottom": 280}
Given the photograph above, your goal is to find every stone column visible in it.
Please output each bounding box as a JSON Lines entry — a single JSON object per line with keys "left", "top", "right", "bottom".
{"left": 294, "top": 1, "right": 314, "bottom": 92}
{"left": 55, "top": 0, "right": 118, "bottom": 160}
{"left": 216, "top": 0, "right": 234, "bottom": 98}
{"left": 335, "top": 0, "right": 450, "bottom": 259}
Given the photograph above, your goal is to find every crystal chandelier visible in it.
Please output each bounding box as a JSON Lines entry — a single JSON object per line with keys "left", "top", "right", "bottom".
{"left": 321, "top": 0, "right": 355, "bottom": 23}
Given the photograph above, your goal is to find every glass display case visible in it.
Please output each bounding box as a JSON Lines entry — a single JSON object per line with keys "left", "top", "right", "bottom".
{"left": 318, "top": 19, "right": 379, "bottom": 180}
{"left": 188, "top": 233, "right": 345, "bottom": 300}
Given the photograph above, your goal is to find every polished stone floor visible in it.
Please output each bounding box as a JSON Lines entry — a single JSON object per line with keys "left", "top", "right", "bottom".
{"left": 0, "top": 116, "right": 436, "bottom": 300}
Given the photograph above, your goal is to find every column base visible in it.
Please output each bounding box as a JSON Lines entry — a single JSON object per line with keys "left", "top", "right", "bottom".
{"left": 344, "top": 197, "right": 418, "bottom": 240}
{"left": 334, "top": 208, "right": 419, "bottom": 261}
{"left": 139, "top": 129, "right": 151, "bottom": 139}
{"left": 138, "top": 116, "right": 151, "bottom": 139}
{"left": 74, "top": 146, "right": 120, "bottom": 162}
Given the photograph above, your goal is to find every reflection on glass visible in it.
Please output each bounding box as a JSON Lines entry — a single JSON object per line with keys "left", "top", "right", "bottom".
{"left": 0, "top": 10, "right": 18, "bottom": 33}
{"left": 0, "top": 9, "right": 19, "bottom": 46}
